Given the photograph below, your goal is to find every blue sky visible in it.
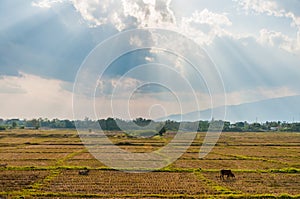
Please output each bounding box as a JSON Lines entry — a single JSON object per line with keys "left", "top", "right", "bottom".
{"left": 0, "top": 0, "right": 300, "bottom": 120}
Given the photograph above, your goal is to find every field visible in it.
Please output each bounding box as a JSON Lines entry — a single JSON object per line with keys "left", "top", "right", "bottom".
{"left": 0, "top": 130, "right": 299, "bottom": 198}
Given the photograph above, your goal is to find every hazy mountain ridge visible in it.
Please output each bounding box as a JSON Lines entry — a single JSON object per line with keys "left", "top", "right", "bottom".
{"left": 159, "top": 95, "right": 300, "bottom": 122}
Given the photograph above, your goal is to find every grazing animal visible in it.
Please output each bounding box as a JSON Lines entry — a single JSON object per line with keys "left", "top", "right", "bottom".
{"left": 78, "top": 169, "right": 89, "bottom": 175}
{"left": 0, "top": 163, "right": 7, "bottom": 168}
{"left": 220, "top": 169, "right": 235, "bottom": 180}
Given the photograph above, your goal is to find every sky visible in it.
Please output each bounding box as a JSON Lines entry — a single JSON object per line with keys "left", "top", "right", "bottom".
{"left": 0, "top": 0, "right": 300, "bottom": 120}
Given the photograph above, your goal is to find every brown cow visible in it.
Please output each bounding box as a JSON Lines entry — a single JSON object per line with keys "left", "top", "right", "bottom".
{"left": 220, "top": 169, "right": 235, "bottom": 180}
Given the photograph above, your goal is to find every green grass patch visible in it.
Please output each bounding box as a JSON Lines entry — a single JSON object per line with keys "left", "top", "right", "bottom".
{"left": 125, "top": 130, "right": 158, "bottom": 138}
{"left": 269, "top": 168, "right": 300, "bottom": 173}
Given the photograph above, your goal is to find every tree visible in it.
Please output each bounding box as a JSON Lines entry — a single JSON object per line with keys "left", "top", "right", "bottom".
{"left": 27, "top": 119, "right": 40, "bottom": 129}
{"left": 12, "top": 121, "right": 17, "bottom": 128}
{"left": 164, "top": 120, "right": 179, "bottom": 131}
{"left": 106, "top": 118, "right": 121, "bottom": 131}
{"left": 133, "top": 118, "right": 152, "bottom": 127}
{"left": 291, "top": 123, "right": 300, "bottom": 132}
{"left": 158, "top": 126, "right": 166, "bottom": 136}
{"left": 198, "top": 121, "right": 209, "bottom": 132}
{"left": 222, "top": 121, "right": 231, "bottom": 132}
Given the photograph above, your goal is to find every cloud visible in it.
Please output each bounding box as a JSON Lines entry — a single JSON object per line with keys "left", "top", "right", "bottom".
{"left": 129, "top": 35, "right": 144, "bottom": 47}
{"left": 179, "top": 9, "right": 232, "bottom": 45}
{"left": 235, "top": 0, "right": 284, "bottom": 17}
{"left": 70, "top": 0, "right": 122, "bottom": 28}
{"left": 235, "top": 0, "right": 300, "bottom": 54}
{"left": 32, "top": 0, "right": 64, "bottom": 8}
{"left": 257, "top": 28, "right": 300, "bottom": 53}
{"left": 8, "top": 0, "right": 298, "bottom": 120}
{"left": 234, "top": 0, "right": 300, "bottom": 29}
{"left": 29, "top": 0, "right": 300, "bottom": 49}
{"left": 76, "top": 75, "right": 204, "bottom": 120}
{"left": 1, "top": 72, "right": 294, "bottom": 120}
{"left": 33, "top": 0, "right": 176, "bottom": 31}
{"left": 236, "top": 0, "right": 298, "bottom": 26}
{"left": 121, "top": 0, "right": 176, "bottom": 29}
{"left": 31, "top": 0, "right": 230, "bottom": 45}
{"left": 183, "top": 9, "right": 232, "bottom": 27}
{"left": 145, "top": 56, "right": 154, "bottom": 62}
{"left": 0, "top": 75, "right": 26, "bottom": 94}
{"left": 96, "top": 77, "right": 142, "bottom": 96}
{"left": 0, "top": 72, "right": 73, "bottom": 119}
{"left": 0, "top": 1, "right": 96, "bottom": 82}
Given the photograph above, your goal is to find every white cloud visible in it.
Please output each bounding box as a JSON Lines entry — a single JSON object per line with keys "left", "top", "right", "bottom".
{"left": 235, "top": 0, "right": 300, "bottom": 29}
{"left": 1, "top": 72, "right": 298, "bottom": 119}
{"left": 31, "top": 0, "right": 300, "bottom": 51}
{"left": 235, "top": 0, "right": 300, "bottom": 54}
{"left": 97, "top": 77, "right": 142, "bottom": 96}
{"left": 0, "top": 76, "right": 26, "bottom": 94}
{"left": 184, "top": 9, "right": 232, "bottom": 27}
{"left": 121, "top": 0, "right": 176, "bottom": 28}
{"left": 32, "top": 0, "right": 64, "bottom": 8}
{"left": 257, "top": 28, "right": 300, "bottom": 53}
{"left": 235, "top": 0, "right": 284, "bottom": 16}
{"left": 70, "top": 0, "right": 117, "bottom": 28}
{"left": 31, "top": 0, "right": 230, "bottom": 45}
{"left": 145, "top": 56, "right": 154, "bottom": 62}
{"left": 179, "top": 9, "right": 232, "bottom": 45}
{"left": 37, "top": 0, "right": 175, "bottom": 30}
{"left": 32, "top": 0, "right": 123, "bottom": 29}
{"left": 0, "top": 72, "right": 73, "bottom": 119}
{"left": 129, "top": 35, "right": 144, "bottom": 47}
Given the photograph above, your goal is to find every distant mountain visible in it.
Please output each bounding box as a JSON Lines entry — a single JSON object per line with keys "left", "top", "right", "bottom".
{"left": 158, "top": 95, "right": 300, "bottom": 122}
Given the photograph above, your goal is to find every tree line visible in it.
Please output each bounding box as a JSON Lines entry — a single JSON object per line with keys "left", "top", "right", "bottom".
{"left": 1, "top": 118, "right": 300, "bottom": 132}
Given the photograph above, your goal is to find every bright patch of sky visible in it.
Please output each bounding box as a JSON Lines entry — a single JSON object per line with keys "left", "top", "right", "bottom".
{"left": 0, "top": 0, "right": 299, "bottom": 120}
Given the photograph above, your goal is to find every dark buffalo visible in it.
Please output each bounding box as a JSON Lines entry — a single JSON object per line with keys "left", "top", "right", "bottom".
{"left": 0, "top": 163, "right": 7, "bottom": 168}
{"left": 220, "top": 169, "right": 235, "bottom": 180}
{"left": 78, "top": 169, "right": 90, "bottom": 175}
